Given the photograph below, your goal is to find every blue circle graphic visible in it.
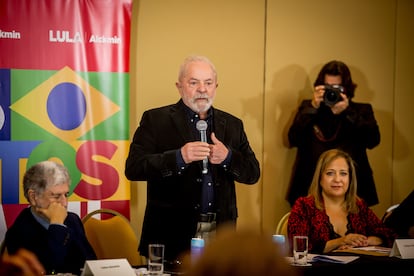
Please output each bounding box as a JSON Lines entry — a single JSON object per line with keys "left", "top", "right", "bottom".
{"left": 47, "top": 82, "right": 87, "bottom": 130}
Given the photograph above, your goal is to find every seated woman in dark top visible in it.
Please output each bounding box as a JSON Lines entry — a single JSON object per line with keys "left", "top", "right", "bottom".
{"left": 288, "top": 149, "right": 397, "bottom": 253}
{"left": 4, "top": 161, "right": 96, "bottom": 275}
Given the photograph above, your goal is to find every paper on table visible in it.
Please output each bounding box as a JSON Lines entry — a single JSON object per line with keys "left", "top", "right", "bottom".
{"left": 390, "top": 239, "right": 414, "bottom": 259}
{"left": 285, "top": 254, "right": 359, "bottom": 265}
{"left": 134, "top": 268, "right": 171, "bottom": 276}
{"left": 352, "top": 246, "right": 391, "bottom": 253}
{"left": 81, "top": 259, "right": 136, "bottom": 276}
{"left": 334, "top": 246, "right": 391, "bottom": 256}
{"left": 308, "top": 253, "right": 359, "bottom": 264}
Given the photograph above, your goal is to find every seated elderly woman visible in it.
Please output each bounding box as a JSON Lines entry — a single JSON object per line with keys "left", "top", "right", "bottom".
{"left": 288, "top": 149, "right": 397, "bottom": 254}
{"left": 3, "top": 161, "right": 96, "bottom": 275}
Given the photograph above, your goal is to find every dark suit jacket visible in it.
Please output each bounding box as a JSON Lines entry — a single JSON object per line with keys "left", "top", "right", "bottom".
{"left": 4, "top": 207, "right": 96, "bottom": 275}
{"left": 287, "top": 100, "right": 380, "bottom": 206}
{"left": 384, "top": 189, "right": 414, "bottom": 238}
{"left": 125, "top": 100, "right": 260, "bottom": 261}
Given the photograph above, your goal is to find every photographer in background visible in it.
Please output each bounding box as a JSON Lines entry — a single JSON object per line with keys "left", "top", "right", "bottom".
{"left": 286, "top": 60, "right": 380, "bottom": 207}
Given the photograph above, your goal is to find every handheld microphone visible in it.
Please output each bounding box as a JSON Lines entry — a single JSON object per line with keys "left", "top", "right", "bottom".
{"left": 196, "top": 120, "right": 208, "bottom": 174}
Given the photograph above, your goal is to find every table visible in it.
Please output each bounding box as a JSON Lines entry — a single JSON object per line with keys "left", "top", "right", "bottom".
{"left": 135, "top": 252, "right": 414, "bottom": 275}
{"left": 295, "top": 252, "right": 414, "bottom": 276}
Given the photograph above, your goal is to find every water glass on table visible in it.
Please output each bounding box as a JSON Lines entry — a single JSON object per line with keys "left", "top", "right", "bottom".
{"left": 293, "top": 235, "right": 308, "bottom": 265}
{"left": 148, "top": 244, "right": 165, "bottom": 275}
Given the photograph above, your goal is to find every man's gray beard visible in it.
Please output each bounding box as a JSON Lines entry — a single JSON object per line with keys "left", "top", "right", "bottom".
{"left": 190, "top": 100, "right": 212, "bottom": 113}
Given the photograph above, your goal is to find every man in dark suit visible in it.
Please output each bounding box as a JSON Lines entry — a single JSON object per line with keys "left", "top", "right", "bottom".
{"left": 125, "top": 55, "right": 260, "bottom": 263}
{"left": 4, "top": 161, "right": 96, "bottom": 275}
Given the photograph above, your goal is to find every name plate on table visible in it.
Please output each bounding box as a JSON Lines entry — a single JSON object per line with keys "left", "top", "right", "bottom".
{"left": 390, "top": 239, "right": 414, "bottom": 259}
{"left": 81, "top": 258, "right": 136, "bottom": 276}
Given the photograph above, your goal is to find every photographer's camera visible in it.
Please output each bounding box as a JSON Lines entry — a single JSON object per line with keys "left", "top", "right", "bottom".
{"left": 324, "top": 84, "right": 345, "bottom": 107}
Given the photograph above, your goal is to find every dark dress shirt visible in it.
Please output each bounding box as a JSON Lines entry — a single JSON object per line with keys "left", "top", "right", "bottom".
{"left": 125, "top": 99, "right": 260, "bottom": 261}
{"left": 4, "top": 207, "right": 96, "bottom": 275}
{"left": 182, "top": 106, "right": 214, "bottom": 213}
{"left": 287, "top": 100, "right": 380, "bottom": 206}
{"left": 288, "top": 196, "right": 397, "bottom": 253}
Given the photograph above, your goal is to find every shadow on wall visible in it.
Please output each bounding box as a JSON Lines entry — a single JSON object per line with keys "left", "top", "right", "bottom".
{"left": 349, "top": 64, "right": 410, "bottom": 208}
{"left": 270, "top": 64, "right": 311, "bottom": 207}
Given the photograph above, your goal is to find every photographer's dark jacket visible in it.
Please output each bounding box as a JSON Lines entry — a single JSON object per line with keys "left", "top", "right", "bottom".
{"left": 125, "top": 100, "right": 260, "bottom": 261}
{"left": 287, "top": 100, "right": 380, "bottom": 206}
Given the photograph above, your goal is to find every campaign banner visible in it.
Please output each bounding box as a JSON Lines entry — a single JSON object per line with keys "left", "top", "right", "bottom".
{"left": 0, "top": 0, "right": 133, "bottom": 238}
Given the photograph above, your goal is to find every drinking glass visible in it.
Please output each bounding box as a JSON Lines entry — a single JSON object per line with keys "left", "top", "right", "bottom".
{"left": 293, "top": 236, "right": 308, "bottom": 265}
{"left": 148, "top": 244, "right": 164, "bottom": 275}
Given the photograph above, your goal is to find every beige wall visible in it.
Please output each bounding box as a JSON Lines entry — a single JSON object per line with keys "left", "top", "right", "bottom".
{"left": 129, "top": 0, "right": 414, "bottom": 239}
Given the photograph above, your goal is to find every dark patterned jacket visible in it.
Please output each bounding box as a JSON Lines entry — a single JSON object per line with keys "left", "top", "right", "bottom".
{"left": 288, "top": 196, "right": 397, "bottom": 253}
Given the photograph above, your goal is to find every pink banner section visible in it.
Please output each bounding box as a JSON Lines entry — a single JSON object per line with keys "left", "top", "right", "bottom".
{"left": 0, "top": 0, "right": 132, "bottom": 72}
{"left": 0, "top": 0, "right": 133, "bottom": 232}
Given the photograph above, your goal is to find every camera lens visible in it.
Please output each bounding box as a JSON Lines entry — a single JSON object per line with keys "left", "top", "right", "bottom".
{"left": 325, "top": 90, "right": 339, "bottom": 102}
{"left": 323, "top": 85, "right": 344, "bottom": 107}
